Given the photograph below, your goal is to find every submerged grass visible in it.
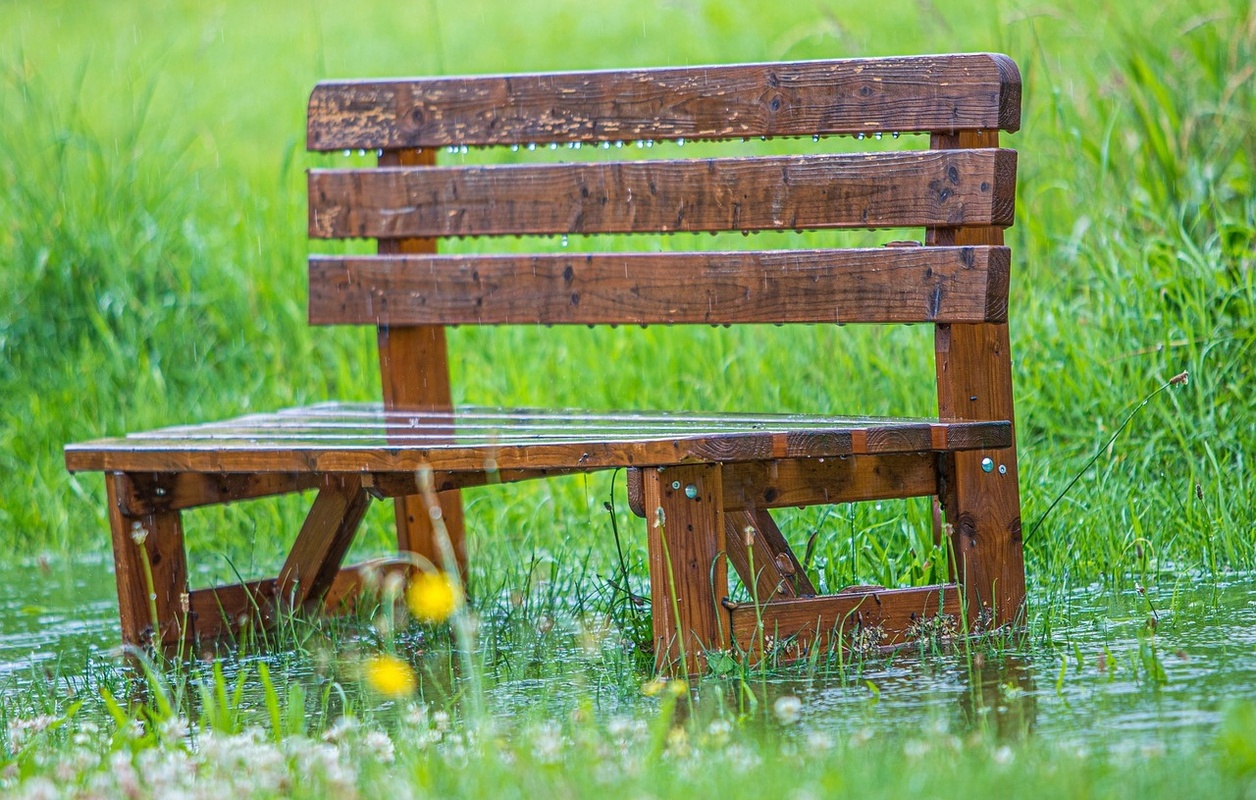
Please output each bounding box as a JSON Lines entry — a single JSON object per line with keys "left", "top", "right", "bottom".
{"left": 1, "top": 0, "right": 1255, "bottom": 795}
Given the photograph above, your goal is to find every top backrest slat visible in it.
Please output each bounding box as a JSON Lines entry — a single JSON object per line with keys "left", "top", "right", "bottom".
{"left": 307, "top": 53, "right": 1020, "bottom": 151}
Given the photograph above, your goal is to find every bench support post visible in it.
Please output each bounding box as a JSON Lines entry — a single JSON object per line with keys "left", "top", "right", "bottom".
{"left": 930, "top": 130, "right": 1026, "bottom": 628}
{"left": 106, "top": 472, "right": 190, "bottom": 646}
{"left": 378, "top": 147, "right": 468, "bottom": 578}
{"left": 641, "top": 464, "right": 730, "bottom": 675}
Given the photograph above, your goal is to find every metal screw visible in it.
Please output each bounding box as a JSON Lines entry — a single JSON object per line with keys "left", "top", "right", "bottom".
{"left": 684, "top": 484, "right": 698, "bottom": 499}
{"left": 981, "top": 457, "right": 994, "bottom": 473}
{"left": 154, "top": 487, "right": 167, "bottom": 497}
{"left": 998, "top": 464, "right": 1007, "bottom": 475}
{"left": 671, "top": 480, "right": 681, "bottom": 490}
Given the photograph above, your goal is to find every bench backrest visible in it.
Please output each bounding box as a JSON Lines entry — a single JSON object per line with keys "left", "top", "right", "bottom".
{"left": 304, "top": 54, "right": 1020, "bottom": 413}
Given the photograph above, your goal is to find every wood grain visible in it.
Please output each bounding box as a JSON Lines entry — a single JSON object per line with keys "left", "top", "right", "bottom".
{"left": 309, "top": 150, "right": 1016, "bottom": 239}
{"left": 276, "top": 476, "right": 372, "bottom": 610}
{"left": 930, "top": 130, "right": 1025, "bottom": 626}
{"left": 307, "top": 54, "right": 1020, "bottom": 151}
{"left": 729, "top": 583, "right": 961, "bottom": 658}
{"left": 724, "top": 508, "right": 815, "bottom": 601}
{"left": 308, "top": 246, "right": 1010, "bottom": 326}
{"left": 187, "top": 579, "right": 278, "bottom": 642}
{"left": 107, "top": 473, "right": 189, "bottom": 646}
{"left": 64, "top": 405, "right": 1012, "bottom": 474}
{"left": 185, "top": 560, "right": 413, "bottom": 643}
{"left": 376, "top": 148, "right": 468, "bottom": 575}
{"left": 117, "top": 472, "right": 322, "bottom": 515}
{"left": 642, "top": 464, "right": 729, "bottom": 674}
{"left": 721, "top": 453, "right": 939, "bottom": 512}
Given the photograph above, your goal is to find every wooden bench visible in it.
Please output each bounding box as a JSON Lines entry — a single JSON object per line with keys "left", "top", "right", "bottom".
{"left": 65, "top": 53, "right": 1026, "bottom": 674}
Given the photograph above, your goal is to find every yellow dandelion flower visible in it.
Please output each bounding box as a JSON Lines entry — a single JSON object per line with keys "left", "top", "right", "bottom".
{"left": 641, "top": 677, "right": 669, "bottom": 697}
{"left": 364, "top": 654, "right": 417, "bottom": 697}
{"left": 407, "top": 571, "right": 463, "bottom": 624}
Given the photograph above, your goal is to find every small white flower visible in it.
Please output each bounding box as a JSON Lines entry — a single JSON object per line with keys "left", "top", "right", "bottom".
{"left": 322, "top": 716, "right": 359, "bottom": 744}
{"left": 530, "top": 721, "right": 564, "bottom": 764}
{"left": 772, "top": 695, "right": 803, "bottom": 725}
{"left": 364, "top": 730, "right": 395, "bottom": 763}
{"left": 993, "top": 745, "right": 1014, "bottom": 765}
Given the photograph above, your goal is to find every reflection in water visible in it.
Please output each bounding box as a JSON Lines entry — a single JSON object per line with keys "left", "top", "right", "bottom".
{"left": 956, "top": 654, "right": 1037, "bottom": 740}
{"left": 2, "top": 558, "right": 1256, "bottom": 753}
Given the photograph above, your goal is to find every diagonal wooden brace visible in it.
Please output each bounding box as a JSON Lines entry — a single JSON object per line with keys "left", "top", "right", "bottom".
{"left": 724, "top": 508, "right": 816, "bottom": 601}
{"left": 277, "top": 475, "right": 372, "bottom": 612}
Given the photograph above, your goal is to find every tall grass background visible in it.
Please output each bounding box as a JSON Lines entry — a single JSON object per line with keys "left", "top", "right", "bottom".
{"left": 0, "top": 0, "right": 1252, "bottom": 616}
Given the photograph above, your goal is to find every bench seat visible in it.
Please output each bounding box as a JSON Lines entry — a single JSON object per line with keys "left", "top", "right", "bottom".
{"left": 65, "top": 402, "right": 1011, "bottom": 474}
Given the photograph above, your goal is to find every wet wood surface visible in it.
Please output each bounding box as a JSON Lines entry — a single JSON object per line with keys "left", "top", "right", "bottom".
{"left": 376, "top": 147, "right": 468, "bottom": 575}
{"left": 309, "top": 245, "right": 1010, "bottom": 326}
{"left": 107, "top": 473, "right": 189, "bottom": 646}
{"left": 724, "top": 508, "right": 816, "bottom": 601}
{"left": 276, "top": 476, "right": 372, "bottom": 610}
{"left": 307, "top": 54, "right": 1020, "bottom": 151}
{"left": 930, "top": 130, "right": 1026, "bottom": 626}
{"left": 65, "top": 404, "right": 1012, "bottom": 474}
{"left": 729, "top": 583, "right": 961, "bottom": 657}
{"left": 309, "top": 149, "right": 1016, "bottom": 239}
{"left": 117, "top": 472, "right": 322, "bottom": 516}
{"left": 642, "top": 464, "right": 729, "bottom": 674}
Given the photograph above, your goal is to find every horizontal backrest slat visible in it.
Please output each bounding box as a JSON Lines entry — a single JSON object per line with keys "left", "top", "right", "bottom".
{"left": 308, "top": 246, "right": 1009, "bottom": 326}
{"left": 307, "top": 54, "right": 1020, "bottom": 150}
{"left": 309, "top": 149, "right": 1016, "bottom": 239}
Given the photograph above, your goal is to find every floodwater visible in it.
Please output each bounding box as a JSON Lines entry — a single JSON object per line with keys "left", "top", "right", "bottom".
{"left": 1, "top": 556, "right": 1254, "bottom": 750}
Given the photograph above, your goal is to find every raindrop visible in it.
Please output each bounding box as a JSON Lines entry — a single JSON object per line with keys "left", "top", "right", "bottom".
{"left": 676, "top": 138, "right": 686, "bottom": 147}
{"left": 856, "top": 133, "right": 866, "bottom": 140}
{"left": 875, "top": 502, "right": 882, "bottom": 510}
{"left": 892, "top": 132, "right": 900, "bottom": 139}
{"left": 446, "top": 145, "right": 457, "bottom": 154}
{"left": 358, "top": 149, "right": 366, "bottom": 156}
{"left": 874, "top": 132, "right": 882, "bottom": 140}
{"left": 635, "top": 140, "right": 645, "bottom": 148}
{"left": 527, "top": 143, "right": 537, "bottom": 151}
{"left": 812, "top": 135, "right": 820, "bottom": 143}
{"left": 615, "top": 141, "right": 624, "bottom": 148}
{"left": 645, "top": 139, "right": 654, "bottom": 148}
{"left": 342, "top": 150, "right": 351, "bottom": 157}
{"left": 376, "top": 149, "right": 383, "bottom": 157}
{"left": 460, "top": 145, "right": 469, "bottom": 154}
{"left": 549, "top": 142, "right": 558, "bottom": 150}
{"left": 561, "top": 234, "right": 569, "bottom": 247}
{"left": 510, "top": 144, "right": 519, "bottom": 152}
{"left": 600, "top": 141, "right": 611, "bottom": 150}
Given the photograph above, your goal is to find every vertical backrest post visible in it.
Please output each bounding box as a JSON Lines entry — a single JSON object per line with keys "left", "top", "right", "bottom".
{"left": 929, "top": 130, "right": 1026, "bottom": 627}
{"left": 376, "top": 147, "right": 468, "bottom": 576}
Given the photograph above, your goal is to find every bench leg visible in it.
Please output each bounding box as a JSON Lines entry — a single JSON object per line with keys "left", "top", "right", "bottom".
{"left": 391, "top": 492, "right": 467, "bottom": 576}
{"left": 641, "top": 464, "right": 730, "bottom": 675}
{"left": 936, "top": 322, "right": 1026, "bottom": 627}
{"left": 106, "top": 473, "right": 189, "bottom": 647}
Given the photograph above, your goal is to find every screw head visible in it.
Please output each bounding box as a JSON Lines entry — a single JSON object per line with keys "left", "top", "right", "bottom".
{"left": 998, "top": 464, "right": 1008, "bottom": 475}
{"left": 671, "top": 480, "right": 682, "bottom": 490}
{"left": 684, "top": 484, "right": 699, "bottom": 499}
{"left": 981, "top": 457, "right": 995, "bottom": 473}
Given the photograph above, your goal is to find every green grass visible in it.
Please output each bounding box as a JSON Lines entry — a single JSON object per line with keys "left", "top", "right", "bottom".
{"left": 1, "top": 0, "right": 1255, "bottom": 795}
